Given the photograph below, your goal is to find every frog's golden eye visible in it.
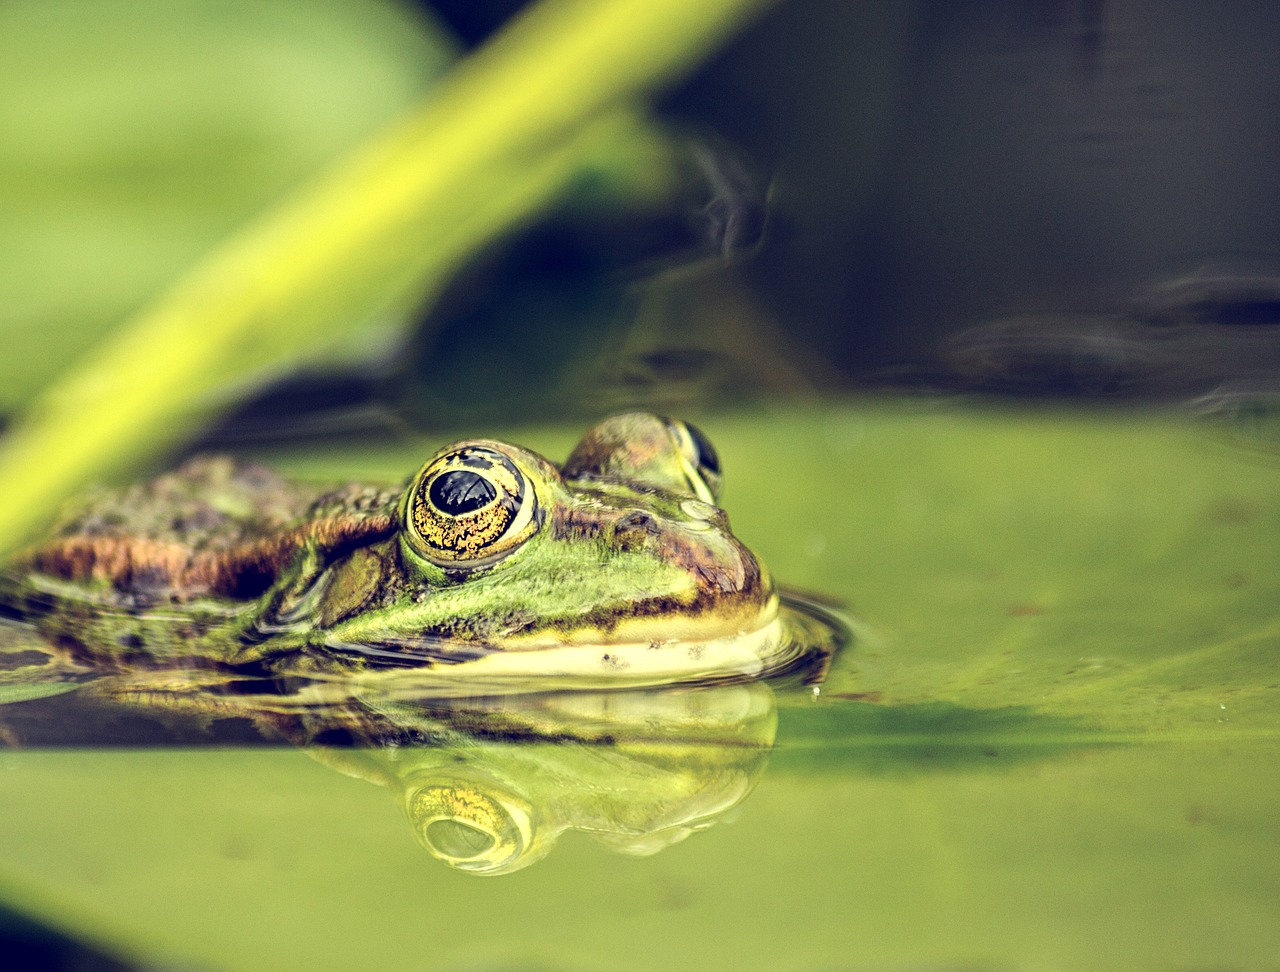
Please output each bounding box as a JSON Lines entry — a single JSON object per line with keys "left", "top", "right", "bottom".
{"left": 665, "top": 418, "right": 722, "bottom": 503}
{"left": 405, "top": 446, "right": 539, "bottom": 568}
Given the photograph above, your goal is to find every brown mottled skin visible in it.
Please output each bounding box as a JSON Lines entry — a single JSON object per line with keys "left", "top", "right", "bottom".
{"left": 25, "top": 456, "right": 399, "bottom": 602}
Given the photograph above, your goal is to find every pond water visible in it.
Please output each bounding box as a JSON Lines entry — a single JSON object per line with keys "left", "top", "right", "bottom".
{"left": 0, "top": 400, "right": 1277, "bottom": 971}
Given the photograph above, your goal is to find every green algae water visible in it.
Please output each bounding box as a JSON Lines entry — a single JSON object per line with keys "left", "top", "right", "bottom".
{"left": 1, "top": 400, "right": 1278, "bottom": 971}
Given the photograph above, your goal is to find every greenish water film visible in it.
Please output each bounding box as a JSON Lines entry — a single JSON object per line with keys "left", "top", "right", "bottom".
{"left": 0, "top": 401, "right": 1277, "bottom": 970}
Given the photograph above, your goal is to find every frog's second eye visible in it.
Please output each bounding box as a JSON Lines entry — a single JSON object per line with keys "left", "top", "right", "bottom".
{"left": 666, "top": 418, "right": 723, "bottom": 503}
{"left": 562, "top": 412, "right": 727, "bottom": 502}
{"left": 406, "top": 447, "right": 539, "bottom": 568}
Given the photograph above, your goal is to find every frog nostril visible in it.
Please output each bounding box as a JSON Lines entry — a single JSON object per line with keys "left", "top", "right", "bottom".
{"left": 613, "top": 511, "right": 659, "bottom": 549}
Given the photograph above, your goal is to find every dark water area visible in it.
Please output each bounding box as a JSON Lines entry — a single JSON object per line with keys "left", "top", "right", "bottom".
{"left": 172, "top": 0, "right": 1280, "bottom": 448}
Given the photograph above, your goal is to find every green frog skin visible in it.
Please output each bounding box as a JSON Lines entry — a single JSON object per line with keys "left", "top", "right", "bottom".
{"left": 2, "top": 413, "right": 812, "bottom": 691}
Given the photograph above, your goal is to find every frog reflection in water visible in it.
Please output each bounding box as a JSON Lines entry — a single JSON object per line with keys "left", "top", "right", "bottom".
{"left": 2, "top": 413, "right": 831, "bottom": 690}
{"left": 303, "top": 681, "right": 780, "bottom": 875}
{"left": 0, "top": 663, "right": 782, "bottom": 875}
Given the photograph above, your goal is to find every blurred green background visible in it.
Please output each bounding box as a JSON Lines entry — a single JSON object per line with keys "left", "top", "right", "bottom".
{"left": 4, "top": 0, "right": 1280, "bottom": 464}
{"left": 0, "top": 0, "right": 451, "bottom": 411}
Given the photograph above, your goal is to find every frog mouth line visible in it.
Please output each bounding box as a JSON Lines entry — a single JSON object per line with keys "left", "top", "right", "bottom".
{"left": 309, "top": 591, "right": 847, "bottom": 693}
{"left": 316, "top": 614, "right": 798, "bottom": 690}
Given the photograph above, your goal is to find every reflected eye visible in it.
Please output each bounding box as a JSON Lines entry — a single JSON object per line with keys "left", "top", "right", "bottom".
{"left": 665, "top": 418, "right": 723, "bottom": 503}
{"left": 405, "top": 446, "right": 540, "bottom": 567}
{"left": 407, "top": 781, "right": 535, "bottom": 875}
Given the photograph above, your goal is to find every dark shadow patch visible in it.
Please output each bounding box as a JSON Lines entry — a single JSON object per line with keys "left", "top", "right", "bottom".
{"left": 771, "top": 698, "right": 1116, "bottom": 776}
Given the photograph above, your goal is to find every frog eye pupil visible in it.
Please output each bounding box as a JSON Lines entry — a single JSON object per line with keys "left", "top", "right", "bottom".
{"left": 429, "top": 470, "right": 496, "bottom": 515}
{"left": 406, "top": 446, "right": 541, "bottom": 569}
{"left": 684, "top": 421, "right": 720, "bottom": 476}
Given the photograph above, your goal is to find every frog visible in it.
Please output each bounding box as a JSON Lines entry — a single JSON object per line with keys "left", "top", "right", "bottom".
{"left": 0, "top": 413, "right": 837, "bottom": 693}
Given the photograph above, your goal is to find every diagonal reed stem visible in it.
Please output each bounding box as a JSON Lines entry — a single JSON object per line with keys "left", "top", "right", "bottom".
{"left": 0, "top": 0, "right": 776, "bottom": 558}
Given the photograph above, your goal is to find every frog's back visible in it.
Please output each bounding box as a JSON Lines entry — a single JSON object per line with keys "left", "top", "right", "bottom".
{"left": 16, "top": 456, "right": 399, "bottom": 603}
{"left": 52, "top": 456, "right": 311, "bottom": 548}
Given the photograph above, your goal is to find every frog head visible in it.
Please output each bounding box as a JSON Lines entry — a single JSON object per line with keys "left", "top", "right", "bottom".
{"left": 311, "top": 413, "right": 784, "bottom": 688}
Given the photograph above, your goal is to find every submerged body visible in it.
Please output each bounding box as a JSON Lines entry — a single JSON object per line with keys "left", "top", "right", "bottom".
{"left": 1, "top": 414, "right": 826, "bottom": 691}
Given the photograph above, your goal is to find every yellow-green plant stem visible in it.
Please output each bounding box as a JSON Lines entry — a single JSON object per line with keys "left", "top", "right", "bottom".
{"left": 0, "top": 0, "right": 775, "bottom": 557}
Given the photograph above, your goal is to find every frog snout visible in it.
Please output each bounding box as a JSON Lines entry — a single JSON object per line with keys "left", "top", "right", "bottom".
{"left": 678, "top": 498, "right": 728, "bottom": 530}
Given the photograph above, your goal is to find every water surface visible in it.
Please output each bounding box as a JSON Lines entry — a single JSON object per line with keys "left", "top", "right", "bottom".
{"left": 1, "top": 400, "right": 1277, "bottom": 971}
